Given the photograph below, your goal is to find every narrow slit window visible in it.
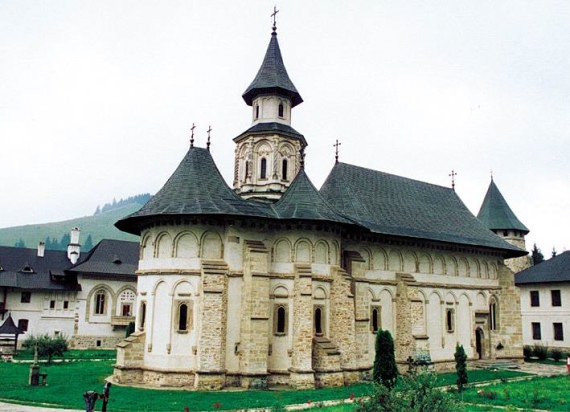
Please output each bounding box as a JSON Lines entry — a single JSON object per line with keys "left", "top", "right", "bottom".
{"left": 139, "top": 302, "right": 146, "bottom": 330}
{"left": 260, "top": 158, "right": 267, "bottom": 179}
{"left": 278, "top": 103, "right": 284, "bottom": 117}
{"left": 275, "top": 305, "right": 287, "bottom": 335}
{"left": 282, "top": 159, "right": 288, "bottom": 180}
{"left": 446, "top": 308, "right": 455, "bottom": 333}
{"left": 255, "top": 104, "right": 259, "bottom": 119}
{"left": 178, "top": 303, "right": 188, "bottom": 331}
{"left": 314, "top": 307, "right": 323, "bottom": 335}
{"left": 371, "top": 307, "right": 380, "bottom": 333}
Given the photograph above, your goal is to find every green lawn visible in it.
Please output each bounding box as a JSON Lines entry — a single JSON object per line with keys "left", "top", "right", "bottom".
{"left": 0, "top": 360, "right": 549, "bottom": 412}
{"left": 13, "top": 348, "right": 117, "bottom": 362}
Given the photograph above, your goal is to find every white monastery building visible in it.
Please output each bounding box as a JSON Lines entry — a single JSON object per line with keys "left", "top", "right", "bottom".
{"left": 112, "top": 21, "right": 528, "bottom": 390}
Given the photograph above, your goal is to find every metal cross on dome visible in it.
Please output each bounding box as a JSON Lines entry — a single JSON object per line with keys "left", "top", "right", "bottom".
{"left": 206, "top": 125, "right": 212, "bottom": 151}
{"left": 271, "top": 6, "right": 279, "bottom": 32}
{"left": 449, "top": 169, "right": 458, "bottom": 190}
{"left": 190, "top": 123, "right": 196, "bottom": 148}
{"left": 333, "top": 139, "right": 342, "bottom": 164}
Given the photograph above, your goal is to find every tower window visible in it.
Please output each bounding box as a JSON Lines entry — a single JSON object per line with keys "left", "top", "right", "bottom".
{"left": 282, "top": 159, "right": 288, "bottom": 180}
{"left": 255, "top": 104, "right": 259, "bottom": 119}
{"left": 260, "top": 158, "right": 267, "bottom": 179}
{"left": 278, "top": 103, "right": 284, "bottom": 118}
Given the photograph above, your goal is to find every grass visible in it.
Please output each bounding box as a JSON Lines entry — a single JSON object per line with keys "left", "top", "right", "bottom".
{"left": 461, "top": 375, "right": 570, "bottom": 411}
{"left": 0, "top": 359, "right": 551, "bottom": 412}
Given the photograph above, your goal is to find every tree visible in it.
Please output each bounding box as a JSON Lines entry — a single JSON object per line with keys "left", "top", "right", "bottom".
{"left": 531, "top": 243, "right": 544, "bottom": 265}
{"left": 373, "top": 329, "right": 398, "bottom": 389}
{"left": 23, "top": 334, "right": 69, "bottom": 364}
{"left": 454, "top": 344, "right": 468, "bottom": 392}
{"left": 357, "top": 370, "right": 462, "bottom": 412}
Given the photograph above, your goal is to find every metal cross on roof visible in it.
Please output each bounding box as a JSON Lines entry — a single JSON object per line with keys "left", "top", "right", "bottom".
{"left": 190, "top": 123, "right": 196, "bottom": 148}
{"left": 206, "top": 125, "right": 212, "bottom": 151}
{"left": 449, "top": 169, "right": 458, "bottom": 190}
{"left": 333, "top": 139, "right": 342, "bottom": 164}
{"left": 271, "top": 6, "right": 279, "bottom": 32}
{"left": 490, "top": 169, "right": 494, "bottom": 181}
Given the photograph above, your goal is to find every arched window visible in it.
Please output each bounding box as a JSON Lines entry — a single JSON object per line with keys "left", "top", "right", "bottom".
{"left": 314, "top": 307, "right": 324, "bottom": 336}
{"left": 274, "top": 305, "right": 287, "bottom": 335}
{"left": 255, "top": 104, "right": 259, "bottom": 119}
{"left": 446, "top": 308, "right": 455, "bottom": 333}
{"left": 139, "top": 301, "right": 146, "bottom": 330}
{"left": 94, "top": 290, "right": 106, "bottom": 315}
{"left": 278, "top": 103, "right": 284, "bottom": 117}
{"left": 282, "top": 159, "right": 288, "bottom": 180}
{"left": 118, "top": 289, "right": 135, "bottom": 316}
{"left": 371, "top": 306, "right": 380, "bottom": 333}
{"left": 178, "top": 303, "right": 188, "bottom": 331}
{"left": 260, "top": 158, "right": 267, "bottom": 179}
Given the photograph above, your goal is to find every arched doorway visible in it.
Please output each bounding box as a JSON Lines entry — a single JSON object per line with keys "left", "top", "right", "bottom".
{"left": 475, "top": 327, "right": 484, "bottom": 359}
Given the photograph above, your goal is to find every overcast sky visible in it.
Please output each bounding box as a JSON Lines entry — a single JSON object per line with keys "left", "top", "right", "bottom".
{"left": 1, "top": 1, "right": 568, "bottom": 254}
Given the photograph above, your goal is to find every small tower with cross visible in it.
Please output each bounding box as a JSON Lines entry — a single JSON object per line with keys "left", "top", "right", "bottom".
{"left": 233, "top": 8, "right": 306, "bottom": 202}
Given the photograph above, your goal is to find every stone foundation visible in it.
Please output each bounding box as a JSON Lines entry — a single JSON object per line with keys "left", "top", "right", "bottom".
{"left": 194, "top": 372, "right": 226, "bottom": 390}
{"left": 70, "top": 335, "right": 124, "bottom": 349}
{"left": 289, "top": 369, "right": 315, "bottom": 389}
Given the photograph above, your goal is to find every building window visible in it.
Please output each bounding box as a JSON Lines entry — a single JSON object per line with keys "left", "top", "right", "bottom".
{"left": 274, "top": 305, "right": 287, "bottom": 335}
{"left": 94, "top": 290, "right": 106, "bottom": 315}
{"left": 553, "top": 323, "right": 564, "bottom": 341}
{"left": 49, "top": 300, "right": 56, "bottom": 309}
{"left": 532, "top": 322, "right": 541, "bottom": 340}
{"left": 119, "top": 289, "right": 136, "bottom": 317}
{"left": 278, "top": 103, "right": 284, "bottom": 117}
{"left": 21, "top": 292, "right": 31, "bottom": 303}
{"left": 489, "top": 300, "right": 498, "bottom": 331}
{"left": 17, "top": 319, "right": 29, "bottom": 332}
{"left": 371, "top": 306, "right": 381, "bottom": 333}
{"left": 255, "top": 104, "right": 259, "bottom": 119}
{"left": 314, "top": 306, "right": 324, "bottom": 336}
{"left": 260, "top": 158, "right": 267, "bottom": 179}
{"left": 63, "top": 301, "right": 69, "bottom": 310}
{"left": 446, "top": 309, "right": 455, "bottom": 333}
{"left": 551, "top": 290, "right": 561, "bottom": 307}
{"left": 530, "top": 290, "right": 540, "bottom": 307}
{"left": 176, "top": 302, "right": 192, "bottom": 332}
{"left": 139, "top": 301, "right": 146, "bottom": 331}
{"left": 282, "top": 159, "right": 288, "bottom": 180}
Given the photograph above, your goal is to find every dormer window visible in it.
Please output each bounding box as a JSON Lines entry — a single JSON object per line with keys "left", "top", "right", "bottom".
{"left": 20, "top": 264, "right": 35, "bottom": 274}
{"left": 278, "top": 103, "right": 284, "bottom": 118}
{"left": 260, "top": 158, "right": 267, "bottom": 179}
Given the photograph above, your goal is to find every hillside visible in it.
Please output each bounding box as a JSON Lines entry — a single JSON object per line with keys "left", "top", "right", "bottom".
{"left": 0, "top": 204, "right": 141, "bottom": 250}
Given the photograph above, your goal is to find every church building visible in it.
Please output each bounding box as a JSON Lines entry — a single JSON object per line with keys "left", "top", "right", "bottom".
{"left": 113, "top": 21, "right": 527, "bottom": 390}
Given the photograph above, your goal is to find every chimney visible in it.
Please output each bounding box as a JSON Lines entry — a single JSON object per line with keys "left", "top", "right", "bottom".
{"left": 37, "top": 242, "right": 45, "bottom": 258}
{"left": 67, "top": 227, "right": 81, "bottom": 264}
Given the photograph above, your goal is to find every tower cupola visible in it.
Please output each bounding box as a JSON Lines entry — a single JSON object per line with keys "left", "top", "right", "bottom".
{"left": 233, "top": 18, "right": 306, "bottom": 202}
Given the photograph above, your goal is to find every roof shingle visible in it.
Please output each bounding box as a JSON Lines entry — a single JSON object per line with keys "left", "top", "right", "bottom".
{"left": 477, "top": 180, "right": 529, "bottom": 233}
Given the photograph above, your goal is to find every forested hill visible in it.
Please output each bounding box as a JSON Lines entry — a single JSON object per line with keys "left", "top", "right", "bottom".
{"left": 0, "top": 195, "right": 151, "bottom": 251}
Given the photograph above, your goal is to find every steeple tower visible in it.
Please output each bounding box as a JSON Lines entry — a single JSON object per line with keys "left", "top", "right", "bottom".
{"left": 477, "top": 178, "right": 531, "bottom": 272}
{"left": 233, "top": 15, "right": 306, "bottom": 201}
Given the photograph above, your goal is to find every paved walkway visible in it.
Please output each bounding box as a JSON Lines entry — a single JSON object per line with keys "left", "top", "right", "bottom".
{"left": 1, "top": 362, "right": 567, "bottom": 411}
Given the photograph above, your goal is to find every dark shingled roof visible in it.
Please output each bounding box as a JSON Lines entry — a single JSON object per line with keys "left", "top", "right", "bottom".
{"left": 515, "top": 251, "right": 570, "bottom": 284}
{"left": 272, "top": 168, "right": 355, "bottom": 225}
{"left": 242, "top": 32, "right": 303, "bottom": 108}
{"left": 0, "top": 246, "right": 79, "bottom": 290}
{"left": 319, "top": 162, "right": 526, "bottom": 256}
{"left": 234, "top": 122, "right": 307, "bottom": 146}
{"left": 67, "top": 240, "right": 139, "bottom": 277}
{"left": 116, "top": 147, "right": 274, "bottom": 235}
{"left": 477, "top": 179, "right": 529, "bottom": 233}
